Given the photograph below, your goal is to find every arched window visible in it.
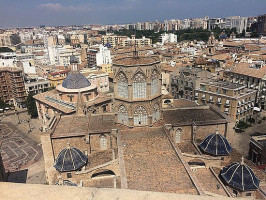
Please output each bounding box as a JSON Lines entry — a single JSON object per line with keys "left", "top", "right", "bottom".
{"left": 117, "top": 72, "right": 128, "bottom": 98}
{"left": 100, "top": 134, "right": 107, "bottom": 150}
{"left": 118, "top": 105, "right": 128, "bottom": 125}
{"left": 134, "top": 106, "right": 148, "bottom": 125}
{"left": 133, "top": 72, "right": 146, "bottom": 99}
{"left": 175, "top": 128, "right": 182, "bottom": 143}
{"left": 152, "top": 103, "right": 160, "bottom": 123}
{"left": 151, "top": 70, "right": 159, "bottom": 96}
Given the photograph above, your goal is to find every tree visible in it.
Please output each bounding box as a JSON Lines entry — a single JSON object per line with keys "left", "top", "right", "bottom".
{"left": 0, "top": 98, "right": 8, "bottom": 109}
{"left": 26, "top": 92, "right": 38, "bottom": 118}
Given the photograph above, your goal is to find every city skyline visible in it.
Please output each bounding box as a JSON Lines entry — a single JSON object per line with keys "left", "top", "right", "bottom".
{"left": 0, "top": 0, "right": 266, "bottom": 28}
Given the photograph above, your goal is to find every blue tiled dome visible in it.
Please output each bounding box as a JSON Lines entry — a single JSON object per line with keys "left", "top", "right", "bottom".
{"left": 55, "top": 180, "right": 77, "bottom": 186}
{"left": 199, "top": 130, "right": 232, "bottom": 156}
{"left": 62, "top": 72, "right": 91, "bottom": 89}
{"left": 70, "top": 55, "right": 79, "bottom": 64}
{"left": 220, "top": 159, "right": 260, "bottom": 191}
{"left": 54, "top": 145, "right": 88, "bottom": 172}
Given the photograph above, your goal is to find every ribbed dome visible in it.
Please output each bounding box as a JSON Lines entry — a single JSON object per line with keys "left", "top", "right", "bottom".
{"left": 220, "top": 159, "right": 260, "bottom": 191}
{"left": 54, "top": 145, "right": 88, "bottom": 172}
{"left": 55, "top": 180, "right": 77, "bottom": 186}
{"left": 199, "top": 130, "right": 232, "bottom": 156}
{"left": 62, "top": 72, "right": 91, "bottom": 89}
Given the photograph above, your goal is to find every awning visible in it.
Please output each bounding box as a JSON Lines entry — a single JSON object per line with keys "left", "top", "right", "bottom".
{"left": 254, "top": 107, "right": 261, "bottom": 112}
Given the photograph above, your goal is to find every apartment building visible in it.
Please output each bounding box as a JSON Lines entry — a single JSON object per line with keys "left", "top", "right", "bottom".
{"left": 171, "top": 67, "right": 211, "bottom": 100}
{"left": 0, "top": 67, "right": 27, "bottom": 107}
{"left": 223, "top": 63, "right": 266, "bottom": 110}
{"left": 48, "top": 69, "right": 70, "bottom": 87}
{"left": 195, "top": 81, "right": 257, "bottom": 122}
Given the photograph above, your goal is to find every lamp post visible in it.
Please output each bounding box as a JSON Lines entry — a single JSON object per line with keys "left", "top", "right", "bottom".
{"left": 27, "top": 119, "right": 32, "bottom": 133}
{"left": 15, "top": 110, "right": 21, "bottom": 124}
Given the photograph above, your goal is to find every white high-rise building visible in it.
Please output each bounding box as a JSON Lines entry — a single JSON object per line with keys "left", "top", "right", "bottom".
{"left": 158, "top": 33, "right": 177, "bottom": 44}
{"left": 225, "top": 16, "right": 248, "bottom": 33}
{"left": 96, "top": 45, "right": 112, "bottom": 66}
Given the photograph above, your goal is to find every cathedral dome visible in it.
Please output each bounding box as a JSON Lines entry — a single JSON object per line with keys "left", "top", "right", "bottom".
{"left": 54, "top": 145, "right": 88, "bottom": 172}
{"left": 220, "top": 158, "right": 260, "bottom": 191}
{"left": 62, "top": 72, "right": 91, "bottom": 89}
{"left": 199, "top": 130, "right": 232, "bottom": 156}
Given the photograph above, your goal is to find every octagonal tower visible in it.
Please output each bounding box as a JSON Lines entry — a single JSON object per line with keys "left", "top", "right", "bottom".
{"left": 113, "top": 55, "right": 162, "bottom": 127}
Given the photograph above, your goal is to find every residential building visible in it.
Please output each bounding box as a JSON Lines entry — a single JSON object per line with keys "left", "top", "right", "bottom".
{"left": 225, "top": 16, "right": 248, "bottom": 33}
{"left": 0, "top": 53, "right": 17, "bottom": 68}
{"left": 223, "top": 63, "right": 266, "bottom": 110}
{"left": 25, "top": 79, "right": 50, "bottom": 94}
{"left": 0, "top": 67, "right": 27, "bottom": 107}
{"left": 171, "top": 67, "right": 211, "bottom": 100}
{"left": 96, "top": 45, "right": 112, "bottom": 66}
{"left": 47, "top": 69, "right": 70, "bottom": 87}
{"left": 249, "top": 132, "right": 266, "bottom": 166}
{"left": 158, "top": 33, "right": 177, "bottom": 44}
{"left": 81, "top": 69, "right": 109, "bottom": 93}
{"left": 195, "top": 80, "right": 257, "bottom": 122}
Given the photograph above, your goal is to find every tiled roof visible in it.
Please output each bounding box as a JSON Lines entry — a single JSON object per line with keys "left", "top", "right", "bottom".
{"left": 220, "top": 160, "right": 260, "bottom": 191}
{"left": 199, "top": 131, "right": 232, "bottom": 156}
{"left": 230, "top": 63, "right": 266, "bottom": 79}
{"left": 62, "top": 72, "right": 91, "bottom": 89}
{"left": 113, "top": 56, "right": 160, "bottom": 66}
{"left": 162, "top": 107, "right": 226, "bottom": 126}
{"left": 54, "top": 145, "right": 88, "bottom": 172}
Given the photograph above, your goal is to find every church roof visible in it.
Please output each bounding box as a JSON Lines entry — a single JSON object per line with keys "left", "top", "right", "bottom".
{"left": 199, "top": 130, "right": 232, "bottom": 156}
{"left": 62, "top": 72, "right": 91, "bottom": 89}
{"left": 54, "top": 145, "right": 88, "bottom": 172}
{"left": 220, "top": 159, "right": 260, "bottom": 191}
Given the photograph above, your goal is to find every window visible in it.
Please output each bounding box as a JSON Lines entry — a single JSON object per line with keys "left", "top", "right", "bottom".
{"left": 151, "top": 70, "right": 159, "bottom": 96}
{"left": 100, "top": 135, "right": 107, "bottom": 150}
{"left": 134, "top": 106, "right": 148, "bottom": 125}
{"left": 175, "top": 129, "right": 182, "bottom": 143}
{"left": 152, "top": 103, "right": 160, "bottom": 123}
{"left": 133, "top": 72, "right": 146, "bottom": 99}
{"left": 118, "top": 105, "right": 128, "bottom": 125}
{"left": 117, "top": 72, "right": 128, "bottom": 98}
{"left": 67, "top": 173, "right": 72, "bottom": 178}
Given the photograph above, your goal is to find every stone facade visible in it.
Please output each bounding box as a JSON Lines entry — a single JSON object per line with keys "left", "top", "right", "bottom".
{"left": 113, "top": 56, "right": 162, "bottom": 127}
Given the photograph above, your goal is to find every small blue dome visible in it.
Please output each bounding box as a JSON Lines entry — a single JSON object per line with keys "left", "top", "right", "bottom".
{"left": 62, "top": 72, "right": 91, "bottom": 89}
{"left": 70, "top": 55, "right": 79, "bottom": 64}
{"left": 199, "top": 131, "right": 232, "bottom": 156}
{"left": 54, "top": 145, "right": 88, "bottom": 172}
{"left": 220, "top": 159, "right": 260, "bottom": 191}
{"left": 55, "top": 180, "right": 77, "bottom": 186}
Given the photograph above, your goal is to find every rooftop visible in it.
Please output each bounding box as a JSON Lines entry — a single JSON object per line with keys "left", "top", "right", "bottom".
{"left": 229, "top": 63, "right": 266, "bottom": 79}
{"left": 201, "top": 80, "right": 245, "bottom": 90}
{"left": 113, "top": 56, "right": 160, "bottom": 66}
{"left": 51, "top": 114, "right": 115, "bottom": 138}
{"left": 162, "top": 106, "right": 227, "bottom": 126}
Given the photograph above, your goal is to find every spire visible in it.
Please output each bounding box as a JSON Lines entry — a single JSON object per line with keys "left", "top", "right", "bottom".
{"left": 76, "top": 91, "right": 86, "bottom": 115}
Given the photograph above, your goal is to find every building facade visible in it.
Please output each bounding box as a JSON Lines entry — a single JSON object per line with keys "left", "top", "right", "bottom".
{"left": 195, "top": 81, "right": 257, "bottom": 122}
{"left": 113, "top": 55, "right": 162, "bottom": 127}
{"left": 0, "top": 67, "right": 27, "bottom": 107}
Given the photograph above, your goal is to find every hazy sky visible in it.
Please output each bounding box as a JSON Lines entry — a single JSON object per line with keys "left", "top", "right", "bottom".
{"left": 0, "top": 0, "right": 265, "bottom": 28}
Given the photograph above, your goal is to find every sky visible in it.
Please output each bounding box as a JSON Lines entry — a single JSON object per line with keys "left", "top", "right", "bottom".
{"left": 0, "top": 0, "right": 265, "bottom": 28}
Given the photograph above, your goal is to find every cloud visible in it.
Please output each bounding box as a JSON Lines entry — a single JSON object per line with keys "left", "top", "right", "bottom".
{"left": 38, "top": 3, "right": 93, "bottom": 12}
